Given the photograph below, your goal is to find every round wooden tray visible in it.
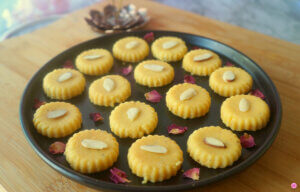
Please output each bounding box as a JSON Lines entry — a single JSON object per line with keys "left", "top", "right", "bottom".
{"left": 20, "top": 30, "right": 282, "bottom": 191}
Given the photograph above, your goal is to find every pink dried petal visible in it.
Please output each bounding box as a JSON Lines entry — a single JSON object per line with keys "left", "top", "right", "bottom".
{"left": 249, "top": 89, "right": 265, "bottom": 99}
{"left": 33, "top": 98, "right": 46, "bottom": 109}
{"left": 63, "top": 60, "right": 74, "bottom": 69}
{"left": 291, "top": 183, "right": 298, "bottom": 189}
{"left": 225, "top": 61, "right": 234, "bottom": 66}
{"left": 144, "top": 90, "right": 162, "bottom": 103}
{"left": 184, "top": 75, "right": 196, "bottom": 84}
{"left": 110, "top": 167, "right": 131, "bottom": 184}
{"left": 143, "top": 32, "right": 155, "bottom": 43}
{"left": 192, "top": 46, "right": 200, "bottom": 50}
{"left": 183, "top": 168, "right": 200, "bottom": 180}
{"left": 240, "top": 133, "right": 256, "bottom": 148}
{"left": 168, "top": 124, "right": 188, "bottom": 135}
{"left": 89, "top": 112, "right": 104, "bottom": 122}
{"left": 121, "top": 65, "right": 133, "bottom": 76}
{"left": 49, "top": 142, "right": 66, "bottom": 154}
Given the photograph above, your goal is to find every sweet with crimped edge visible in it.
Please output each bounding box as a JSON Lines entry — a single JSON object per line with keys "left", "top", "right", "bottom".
{"left": 127, "top": 135, "right": 183, "bottom": 183}
{"left": 33, "top": 102, "right": 82, "bottom": 138}
{"left": 64, "top": 129, "right": 119, "bottom": 173}
{"left": 220, "top": 95, "right": 270, "bottom": 131}
{"left": 43, "top": 68, "right": 86, "bottom": 100}
{"left": 182, "top": 49, "right": 222, "bottom": 76}
{"left": 209, "top": 67, "right": 253, "bottom": 97}
{"left": 187, "top": 126, "right": 242, "bottom": 168}
{"left": 75, "top": 48, "right": 113, "bottom": 75}
{"left": 151, "top": 36, "right": 187, "bottom": 62}
{"left": 113, "top": 36, "right": 149, "bottom": 62}
{"left": 89, "top": 75, "right": 131, "bottom": 107}
{"left": 110, "top": 101, "right": 158, "bottom": 138}
{"left": 166, "top": 83, "right": 211, "bottom": 119}
{"left": 134, "top": 60, "right": 175, "bottom": 87}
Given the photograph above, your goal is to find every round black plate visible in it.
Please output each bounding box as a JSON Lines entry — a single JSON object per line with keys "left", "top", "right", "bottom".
{"left": 20, "top": 30, "right": 282, "bottom": 191}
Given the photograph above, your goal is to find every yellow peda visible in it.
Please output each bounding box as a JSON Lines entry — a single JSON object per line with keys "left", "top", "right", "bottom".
{"left": 187, "top": 126, "right": 242, "bottom": 169}
{"left": 128, "top": 135, "right": 183, "bottom": 183}
{"left": 134, "top": 60, "right": 174, "bottom": 87}
{"left": 110, "top": 101, "right": 158, "bottom": 138}
{"left": 151, "top": 36, "right": 188, "bottom": 62}
{"left": 43, "top": 68, "right": 86, "bottom": 100}
{"left": 64, "top": 129, "right": 119, "bottom": 173}
{"left": 89, "top": 75, "right": 131, "bottom": 107}
{"left": 221, "top": 95, "right": 270, "bottom": 131}
{"left": 112, "top": 36, "right": 149, "bottom": 62}
{"left": 182, "top": 49, "right": 222, "bottom": 76}
{"left": 75, "top": 48, "right": 113, "bottom": 75}
{"left": 166, "top": 83, "right": 211, "bottom": 119}
{"left": 33, "top": 102, "right": 82, "bottom": 138}
{"left": 209, "top": 67, "right": 253, "bottom": 97}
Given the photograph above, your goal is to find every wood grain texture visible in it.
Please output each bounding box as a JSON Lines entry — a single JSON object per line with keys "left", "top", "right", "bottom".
{"left": 0, "top": 0, "right": 299, "bottom": 191}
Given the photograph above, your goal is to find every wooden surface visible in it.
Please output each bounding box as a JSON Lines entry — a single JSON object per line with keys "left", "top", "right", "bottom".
{"left": 0, "top": 0, "right": 299, "bottom": 191}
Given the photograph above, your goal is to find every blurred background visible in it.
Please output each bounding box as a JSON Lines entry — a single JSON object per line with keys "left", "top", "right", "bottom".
{"left": 0, "top": 0, "right": 299, "bottom": 43}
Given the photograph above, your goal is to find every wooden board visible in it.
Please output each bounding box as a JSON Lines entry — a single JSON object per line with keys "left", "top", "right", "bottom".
{"left": 0, "top": 0, "right": 299, "bottom": 191}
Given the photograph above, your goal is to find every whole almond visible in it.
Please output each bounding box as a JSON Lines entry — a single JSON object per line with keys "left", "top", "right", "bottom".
{"left": 103, "top": 78, "right": 115, "bottom": 92}
{"left": 162, "top": 41, "right": 178, "bottom": 49}
{"left": 140, "top": 145, "right": 167, "bottom": 153}
{"left": 204, "top": 137, "right": 226, "bottom": 148}
{"left": 239, "top": 98, "right": 250, "bottom": 112}
{"left": 47, "top": 109, "right": 67, "bottom": 119}
{"left": 127, "top": 107, "right": 140, "bottom": 121}
{"left": 83, "top": 54, "right": 104, "bottom": 60}
{"left": 222, "top": 71, "right": 235, "bottom": 82}
{"left": 143, "top": 64, "right": 164, "bottom": 72}
{"left": 193, "top": 53, "right": 212, "bottom": 61}
{"left": 81, "top": 139, "right": 108, "bottom": 150}
{"left": 180, "top": 88, "right": 197, "bottom": 101}
{"left": 57, "top": 72, "right": 72, "bottom": 82}
{"left": 125, "top": 41, "right": 139, "bottom": 49}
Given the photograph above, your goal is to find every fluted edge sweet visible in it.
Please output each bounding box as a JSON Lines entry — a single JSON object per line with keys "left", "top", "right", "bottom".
{"left": 43, "top": 79, "right": 85, "bottom": 100}
{"left": 187, "top": 127, "right": 242, "bottom": 168}
{"left": 127, "top": 135, "right": 183, "bottom": 183}
{"left": 88, "top": 79, "right": 131, "bottom": 107}
{"left": 64, "top": 130, "right": 119, "bottom": 173}
{"left": 75, "top": 49, "right": 114, "bottom": 75}
{"left": 33, "top": 102, "right": 82, "bottom": 138}
{"left": 220, "top": 96, "right": 270, "bottom": 131}
{"left": 151, "top": 37, "right": 188, "bottom": 62}
{"left": 112, "top": 37, "right": 149, "bottom": 62}
{"left": 182, "top": 50, "right": 222, "bottom": 76}
{"left": 134, "top": 69, "right": 174, "bottom": 87}
{"left": 209, "top": 79, "right": 252, "bottom": 97}
{"left": 110, "top": 101, "right": 158, "bottom": 138}
{"left": 166, "top": 84, "right": 211, "bottom": 119}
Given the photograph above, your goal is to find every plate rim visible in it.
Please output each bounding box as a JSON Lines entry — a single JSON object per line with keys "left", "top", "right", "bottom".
{"left": 19, "top": 30, "right": 282, "bottom": 191}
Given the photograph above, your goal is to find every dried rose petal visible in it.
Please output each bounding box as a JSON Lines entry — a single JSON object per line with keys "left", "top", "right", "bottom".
{"left": 121, "top": 65, "right": 133, "bottom": 76}
{"left": 183, "top": 168, "right": 200, "bottom": 180}
{"left": 184, "top": 75, "right": 196, "bottom": 84}
{"left": 291, "top": 183, "right": 298, "bottom": 189}
{"left": 225, "top": 61, "right": 234, "bottom": 67}
{"left": 144, "top": 90, "right": 162, "bottom": 103}
{"left": 33, "top": 98, "right": 46, "bottom": 109}
{"left": 249, "top": 89, "right": 265, "bottom": 99}
{"left": 240, "top": 133, "right": 256, "bottom": 148}
{"left": 192, "top": 46, "right": 200, "bottom": 50}
{"left": 143, "top": 32, "right": 155, "bottom": 43}
{"left": 90, "top": 112, "right": 104, "bottom": 122}
{"left": 49, "top": 142, "right": 66, "bottom": 154}
{"left": 63, "top": 60, "right": 74, "bottom": 69}
{"left": 110, "top": 167, "right": 131, "bottom": 184}
{"left": 168, "top": 124, "right": 188, "bottom": 135}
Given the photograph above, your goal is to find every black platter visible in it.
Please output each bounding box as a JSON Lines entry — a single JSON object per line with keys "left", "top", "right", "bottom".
{"left": 20, "top": 30, "right": 282, "bottom": 191}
